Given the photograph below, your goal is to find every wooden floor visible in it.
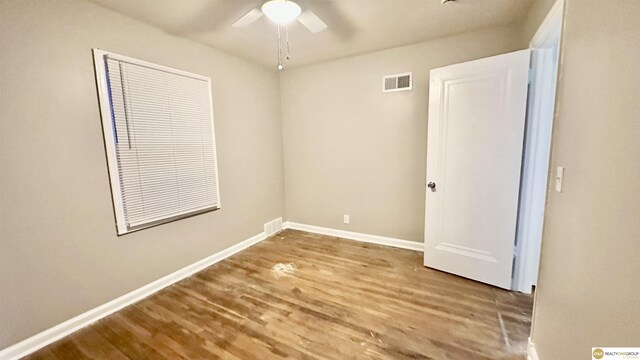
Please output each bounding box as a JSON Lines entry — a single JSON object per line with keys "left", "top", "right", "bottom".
{"left": 26, "top": 230, "right": 533, "bottom": 360}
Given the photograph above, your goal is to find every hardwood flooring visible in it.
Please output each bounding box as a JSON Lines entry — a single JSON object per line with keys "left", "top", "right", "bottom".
{"left": 25, "top": 229, "right": 533, "bottom": 359}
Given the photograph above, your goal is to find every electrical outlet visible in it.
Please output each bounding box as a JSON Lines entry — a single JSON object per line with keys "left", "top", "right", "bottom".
{"left": 343, "top": 214, "right": 350, "bottom": 224}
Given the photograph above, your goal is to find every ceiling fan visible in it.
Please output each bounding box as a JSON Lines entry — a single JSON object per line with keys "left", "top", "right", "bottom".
{"left": 231, "top": 0, "right": 328, "bottom": 70}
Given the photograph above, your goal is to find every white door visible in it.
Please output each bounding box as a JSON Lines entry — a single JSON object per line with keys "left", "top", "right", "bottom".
{"left": 424, "top": 50, "right": 530, "bottom": 289}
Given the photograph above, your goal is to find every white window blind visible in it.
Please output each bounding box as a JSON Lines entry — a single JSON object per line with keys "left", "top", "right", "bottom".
{"left": 93, "top": 50, "right": 220, "bottom": 235}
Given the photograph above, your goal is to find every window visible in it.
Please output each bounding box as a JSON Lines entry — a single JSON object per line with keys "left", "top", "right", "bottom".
{"left": 93, "top": 49, "right": 221, "bottom": 235}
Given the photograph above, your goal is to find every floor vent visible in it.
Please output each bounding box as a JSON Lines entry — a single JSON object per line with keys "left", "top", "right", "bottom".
{"left": 264, "top": 217, "right": 283, "bottom": 237}
{"left": 383, "top": 72, "right": 412, "bottom": 93}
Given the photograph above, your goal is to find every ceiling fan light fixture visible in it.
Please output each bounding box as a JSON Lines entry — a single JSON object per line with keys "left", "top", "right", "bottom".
{"left": 261, "top": 0, "right": 302, "bottom": 25}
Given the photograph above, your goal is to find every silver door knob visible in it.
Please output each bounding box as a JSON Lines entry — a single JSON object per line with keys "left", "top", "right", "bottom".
{"left": 427, "top": 182, "right": 436, "bottom": 189}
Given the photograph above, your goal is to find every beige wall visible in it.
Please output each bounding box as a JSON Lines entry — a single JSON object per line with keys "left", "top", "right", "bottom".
{"left": 520, "top": 0, "right": 557, "bottom": 46}
{"left": 0, "top": 0, "right": 284, "bottom": 348}
{"left": 530, "top": 0, "right": 640, "bottom": 358}
{"left": 280, "top": 27, "right": 523, "bottom": 242}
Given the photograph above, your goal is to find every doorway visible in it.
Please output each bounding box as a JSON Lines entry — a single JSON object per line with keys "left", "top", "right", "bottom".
{"left": 512, "top": 0, "right": 564, "bottom": 293}
{"left": 423, "top": 0, "right": 564, "bottom": 293}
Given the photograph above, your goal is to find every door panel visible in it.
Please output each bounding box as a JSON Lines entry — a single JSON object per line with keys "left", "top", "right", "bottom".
{"left": 424, "top": 50, "right": 530, "bottom": 289}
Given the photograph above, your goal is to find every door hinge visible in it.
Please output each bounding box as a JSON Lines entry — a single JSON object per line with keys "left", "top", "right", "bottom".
{"left": 528, "top": 69, "right": 534, "bottom": 84}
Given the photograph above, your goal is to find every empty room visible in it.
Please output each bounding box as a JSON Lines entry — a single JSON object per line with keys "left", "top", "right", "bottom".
{"left": 1, "top": 0, "right": 638, "bottom": 359}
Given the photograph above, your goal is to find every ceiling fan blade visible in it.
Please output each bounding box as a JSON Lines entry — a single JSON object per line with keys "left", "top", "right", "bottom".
{"left": 297, "top": 10, "right": 328, "bottom": 33}
{"left": 232, "top": 8, "right": 263, "bottom": 28}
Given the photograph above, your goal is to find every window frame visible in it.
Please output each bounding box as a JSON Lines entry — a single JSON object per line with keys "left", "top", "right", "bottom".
{"left": 92, "top": 49, "right": 221, "bottom": 235}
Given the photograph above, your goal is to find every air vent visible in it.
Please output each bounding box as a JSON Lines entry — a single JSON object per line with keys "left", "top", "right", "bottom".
{"left": 264, "top": 217, "right": 283, "bottom": 237}
{"left": 382, "top": 72, "right": 412, "bottom": 93}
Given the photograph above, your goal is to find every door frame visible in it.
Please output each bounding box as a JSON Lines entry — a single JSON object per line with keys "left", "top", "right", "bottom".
{"left": 512, "top": 0, "right": 564, "bottom": 293}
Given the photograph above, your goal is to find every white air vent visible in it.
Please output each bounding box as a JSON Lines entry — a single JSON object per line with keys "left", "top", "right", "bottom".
{"left": 382, "top": 72, "right": 412, "bottom": 93}
{"left": 264, "top": 217, "right": 283, "bottom": 237}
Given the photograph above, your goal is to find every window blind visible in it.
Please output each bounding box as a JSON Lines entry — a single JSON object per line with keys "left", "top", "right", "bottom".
{"left": 95, "top": 50, "right": 220, "bottom": 234}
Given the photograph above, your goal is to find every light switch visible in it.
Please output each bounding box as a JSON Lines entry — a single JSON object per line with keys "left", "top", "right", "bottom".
{"left": 555, "top": 166, "right": 564, "bottom": 192}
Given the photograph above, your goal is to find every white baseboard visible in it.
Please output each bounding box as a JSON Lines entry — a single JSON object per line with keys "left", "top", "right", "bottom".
{"left": 528, "top": 337, "right": 540, "bottom": 360}
{"left": 0, "top": 230, "right": 270, "bottom": 360}
{"left": 283, "top": 221, "right": 423, "bottom": 252}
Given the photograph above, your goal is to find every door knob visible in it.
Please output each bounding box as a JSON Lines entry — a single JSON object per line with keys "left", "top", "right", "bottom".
{"left": 427, "top": 182, "right": 436, "bottom": 189}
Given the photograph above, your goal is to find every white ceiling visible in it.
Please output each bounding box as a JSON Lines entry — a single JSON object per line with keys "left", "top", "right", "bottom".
{"left": 89, "top": 0, "right": 534, "bottom": 69}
